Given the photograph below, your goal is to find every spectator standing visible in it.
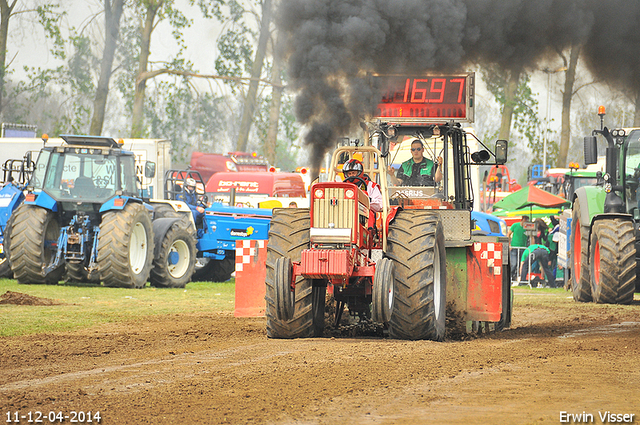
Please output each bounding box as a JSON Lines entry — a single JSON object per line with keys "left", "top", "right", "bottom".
{"left": 508, "top": 215, "right": 529, "bottom": 280}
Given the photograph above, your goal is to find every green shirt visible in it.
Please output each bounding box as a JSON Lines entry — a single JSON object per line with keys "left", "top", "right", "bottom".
{"left": 509, "top": 222, "right": 527, "bottom": 247}
{"left": 520, "top": 244, "right": 551, "bottom": 262}
{"left": 546, "top": 232, "right": 558, "bottom": 252}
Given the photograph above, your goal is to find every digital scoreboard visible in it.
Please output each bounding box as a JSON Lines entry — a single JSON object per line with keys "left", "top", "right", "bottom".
{"left": 372, "top": 73, "right": 474, "bottom": 123}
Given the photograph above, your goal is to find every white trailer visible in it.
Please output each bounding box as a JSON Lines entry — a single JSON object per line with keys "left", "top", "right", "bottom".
{"left": 0, "top": 137, "right": 172, "bottom": 198}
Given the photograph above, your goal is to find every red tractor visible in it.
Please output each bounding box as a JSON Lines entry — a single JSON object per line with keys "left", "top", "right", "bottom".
{"left": 265, "top": 73, "right": 513, "bottom": 340}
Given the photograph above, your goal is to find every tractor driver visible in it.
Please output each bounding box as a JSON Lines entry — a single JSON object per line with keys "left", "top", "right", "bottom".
{"left": 390, "top": 139, "right": 443, "bottom": 186}
{"left": 178, "top": 177, "right": 205, "bottom": 224}
{"left": 342, "top": 159, "right": 383, "bottom": 213}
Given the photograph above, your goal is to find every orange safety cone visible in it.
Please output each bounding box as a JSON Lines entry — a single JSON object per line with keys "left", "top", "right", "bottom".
{"left": 234, "top": 239, "right": 268, "bottom": 317}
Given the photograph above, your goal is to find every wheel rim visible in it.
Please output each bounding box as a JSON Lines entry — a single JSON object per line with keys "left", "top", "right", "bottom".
{"left": 168, "top": 239, "right": 190, "bottom": 279}
{"left": 573, "top": 221, "right": 581, "bottom": 282}
{"left": 593, "top": 238, "right": 601, "bottom": 287}
{"left": 434, "top": 246, "right": 442, "bottom": 322}
{"left": 129, "top": 222, "right": 148, "bottom": 274}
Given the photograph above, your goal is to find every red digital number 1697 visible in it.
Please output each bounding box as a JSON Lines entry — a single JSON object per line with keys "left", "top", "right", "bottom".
{"left": 402, "top": 78, "right": 465, "bottom": 103}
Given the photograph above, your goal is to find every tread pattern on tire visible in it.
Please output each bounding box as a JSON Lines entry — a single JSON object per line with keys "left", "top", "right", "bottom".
{"left": 0, "top": 212, "right": 15, "bottom": 278}
{"left": 9, "top": 204, "right": 64, "bottom": 284}
{"left": 386, "top": 210, "right": 446, "bottom": 341}
{"left": 192, "top": 252, "right": 236, "bottom": 282}
{"left": 589, "top": 219, "right": 636, "bottom": 304}
{"left": 97, "top": 202, "right": 154, "bottom": 288}
{"left": 150, "top": 219, "right": 196, "bottom": 288}
{"left": 570, "top": 198, "right": 592, "bottom": 302}
{"left": 265, "top": 208, "right": 317, "bottom": 339}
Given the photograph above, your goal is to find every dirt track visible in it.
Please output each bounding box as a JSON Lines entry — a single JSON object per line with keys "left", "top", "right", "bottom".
{"left": 1, "top": 289, "right": 639, "bottom": 425}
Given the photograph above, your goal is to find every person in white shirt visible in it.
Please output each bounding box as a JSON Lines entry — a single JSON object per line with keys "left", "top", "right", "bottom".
{"left": 342, "top": 158, "right": 383, "bottom": 213}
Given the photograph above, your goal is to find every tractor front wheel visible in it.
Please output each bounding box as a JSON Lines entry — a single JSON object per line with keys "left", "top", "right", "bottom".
{"left": 372, "top": 257, "right": 394, "bottom": 324}
{"left": 570, "top": 198, "right": 592, "bottom": 302}
{"left": 98, "top": 202, "right": 154, "bottom": 288}
{"left": 150, "top": 218, "right": 196, "bottom": 288}
{"left": 386, "top": 210, "right": 446, "bottom": 341}
{"left": 265, "top": 208, "right": 320, "bottom": 338}
{"left": 589, "top": 219, "right": 635, "bottom": 304}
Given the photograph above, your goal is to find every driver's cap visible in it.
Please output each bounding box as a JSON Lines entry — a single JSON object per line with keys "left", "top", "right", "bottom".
{"left": 185, "top": 177, "right": 196, "bottom": 187}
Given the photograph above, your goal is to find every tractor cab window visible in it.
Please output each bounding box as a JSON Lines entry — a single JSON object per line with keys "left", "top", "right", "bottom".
{"left": 624, "top": 129, "right": 640, "bottom": 215}
{"left": 36, "top": 151, "right": 128, "bottom": 202}
{"left": 120, "top": 156, "right": 137, "bottom": 196}
{"left": 31, "top": 150, "right": 51, "bottom": 190}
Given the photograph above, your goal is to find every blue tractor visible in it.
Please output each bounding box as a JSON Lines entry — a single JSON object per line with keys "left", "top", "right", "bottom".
{"left": 8, "top": 135, "right": 196, "bottom": 288}
{"left": 0, "top": 154, "right": 36, "bottom": 277}
{"left": 163, "top": 169, "right": 272, "bottom": 282}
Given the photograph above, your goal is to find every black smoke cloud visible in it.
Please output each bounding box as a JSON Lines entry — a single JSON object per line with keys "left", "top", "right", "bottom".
{"left": 276, "top": 0, "right": 640, "bottom": 173}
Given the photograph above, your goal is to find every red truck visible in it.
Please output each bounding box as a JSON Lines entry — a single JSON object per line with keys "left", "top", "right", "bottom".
{"left": 189, "top": 151, "right": 271, "bottom": 183}
{"left": 206, "top": 171, "right": 308, "bottom": 208}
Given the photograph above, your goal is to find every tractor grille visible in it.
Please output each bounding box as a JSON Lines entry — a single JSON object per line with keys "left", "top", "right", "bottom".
{"left": 313, "top": 187, "right": 354, "bottom": 229}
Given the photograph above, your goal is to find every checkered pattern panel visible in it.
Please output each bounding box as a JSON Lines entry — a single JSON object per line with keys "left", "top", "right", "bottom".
{"left": 235, "top": 240, "right": 266, "bottom": 272}
{"left": 473, "top": 242, "right": 502, "bottom": 276}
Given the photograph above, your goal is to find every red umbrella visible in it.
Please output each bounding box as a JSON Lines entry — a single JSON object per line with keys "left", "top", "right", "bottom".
{"left": 492, "top": 185, "right": 570, "bottom": 211}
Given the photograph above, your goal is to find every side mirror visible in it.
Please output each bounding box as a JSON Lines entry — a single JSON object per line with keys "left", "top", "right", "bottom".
{"left": 584, "top": 136, "right": 598, "bottom": 165}
{"left": 495, "top": 140, "right": 508, "bottom": 164}
{"left": 144, "top": 161, "right": 156, "bottom": 178}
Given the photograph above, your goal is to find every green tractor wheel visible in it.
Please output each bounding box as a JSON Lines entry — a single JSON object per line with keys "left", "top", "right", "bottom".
{"left": 589, "top": 219, "right": 635, "bottom": 304}
{"left": 570, "top": 198, "right": 592, "bottom": 302}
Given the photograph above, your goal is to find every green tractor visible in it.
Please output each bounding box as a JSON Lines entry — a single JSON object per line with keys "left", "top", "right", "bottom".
{"left": 570, "top": 110, "right": 639, "bottom": 304}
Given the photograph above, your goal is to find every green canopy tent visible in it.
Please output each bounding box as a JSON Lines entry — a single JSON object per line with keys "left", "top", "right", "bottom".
{"left": 492, "top": 185, "right": 570, "bottom": 212}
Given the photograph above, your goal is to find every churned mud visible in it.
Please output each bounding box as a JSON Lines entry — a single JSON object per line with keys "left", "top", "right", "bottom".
{"left": 1, "top": 290, "right": 639, "bottom": 424}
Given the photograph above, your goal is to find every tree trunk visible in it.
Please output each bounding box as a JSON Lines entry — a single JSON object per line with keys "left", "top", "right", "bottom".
{"left": 131, "top": 0, "right": 162, "bottom": 138}
{"left": 498, "top": 67, "right": 521, "bottom": 141}
{"left": 0, "top": 0, "right": 16, "bottom": 118}
{"left": 634, "top": 91, "right": 640, "bottom": 127}
{"left": 557, "top": 45, "right": 580, "bottom": 167}
{"left": 265, "top": 32, "right": 283, "bottom": 166}
{"left": 90, "top": 0, "right": 124, "bottom": 136}
{"left": 236, "top": 0, "right": 273, "bottom": 152}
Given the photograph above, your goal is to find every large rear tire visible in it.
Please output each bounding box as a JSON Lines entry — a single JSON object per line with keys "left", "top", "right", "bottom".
{"left": 570, "top": 198, "right": 592, "bottom": 302}
{"left": 386, "top": 210, "right": 446, "bottom": 341}
{"left": 265, "top": 208, "right": 319, "bottom": 339}
{"left": 98, "top": 202, "right": 154, "bottom": 289}
{"left": 9, "top": 205, "right": 64, "bottom": 284}
{"left": 191, "top": 252, "right": 236, "bottom": 282}
{"left": 589, "top": 219, "right": 635, "bottom": 304}
{"left": 0, "top": 213, "right": 15, "bottom": 278}
{"left": 150, "top": 218, "right": 196, "bottom": 288}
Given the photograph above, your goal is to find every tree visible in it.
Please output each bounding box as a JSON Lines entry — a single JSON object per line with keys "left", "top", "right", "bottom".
{"left": 497, "top": 66, "right": 522, "bottom": 141}
{"left": 131, "top": 0, "right": 165, "bottom": 138}
{"left": 0, "top": 0, "right": 17, "bottom": 117}
{"left": 236, "top": 0, "right": 272, "bottom": 152}
{"left": 557, "top": 44, "right": 580, "bottom": 168}
{"left": 90, "top": 0, "right": 125, "bottom": 136}
{"left": 483, "top": 65, "right": 544, "bottom": 164}
{"left": 264, "top": 24, "right": 282, "bottom": 165}
{"left": 0, "top": 1, "right": 64, "bottom": 119}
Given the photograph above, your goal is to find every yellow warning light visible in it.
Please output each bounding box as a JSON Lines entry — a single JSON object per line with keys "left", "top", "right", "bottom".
{"left": 117, "top": 138, "right": 125, "bottom": 146}
{"left": 598, "top": 105, "right": 606, "bottom": 116}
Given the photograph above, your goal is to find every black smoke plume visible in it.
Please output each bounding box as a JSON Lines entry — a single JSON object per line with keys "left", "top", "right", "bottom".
{"left": 276, "top": 0, "right": 640, "bottom": 175}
